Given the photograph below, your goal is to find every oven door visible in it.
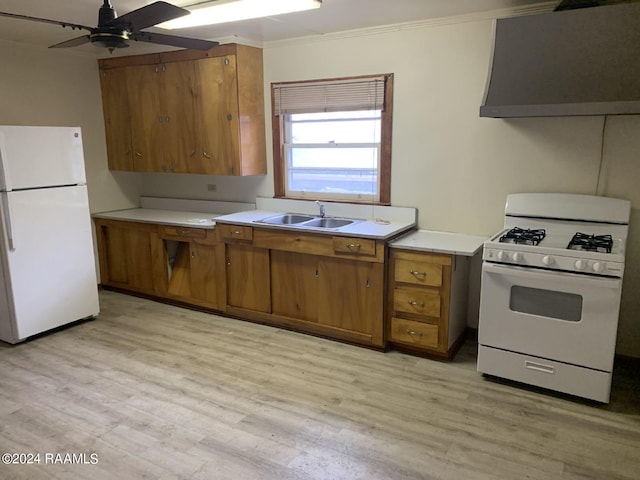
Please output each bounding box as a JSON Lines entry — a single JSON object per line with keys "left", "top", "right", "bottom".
{"left": 479, "top": 262, "right": 622, "bottom": 372}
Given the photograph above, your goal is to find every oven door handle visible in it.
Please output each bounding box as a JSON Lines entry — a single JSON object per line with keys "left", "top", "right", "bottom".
{"left": 483, "top": 262, "right": 622, "bottom": 289}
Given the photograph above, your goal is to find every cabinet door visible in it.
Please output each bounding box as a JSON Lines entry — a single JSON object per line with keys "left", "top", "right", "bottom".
{"left": 226, "top": 243, "right": 271, "bottom": 312}
{"left": 271, "top": 251, "right": 318, "bottom": 322}
{"left": 126, "top": 64, "right": 164, "bottom": 172}
{"left": 190, "top": 242, "right": 224, "bottom": 310}
{"left": 317, "top": 257, "right": 384, "bottom": 344}
{"left": 192, "top": 55, "right": 240, "bottom": 175}
{"left": 98, "top": 222, "right": 163, "bottom": 295}
{"left": 163, "top": 61, "right": 198, "bottom": 173}
{"left": 99, "top": 67, "right": 133, "bottom": 171}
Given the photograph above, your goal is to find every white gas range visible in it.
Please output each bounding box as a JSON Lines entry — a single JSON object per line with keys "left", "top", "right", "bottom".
{"left": 477, "top": 193, "right": 631, "bottom": 403}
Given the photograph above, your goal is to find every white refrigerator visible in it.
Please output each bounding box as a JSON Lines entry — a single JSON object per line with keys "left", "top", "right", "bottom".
{"left": 0, "top": 126, "right": 99, "bottom": 343}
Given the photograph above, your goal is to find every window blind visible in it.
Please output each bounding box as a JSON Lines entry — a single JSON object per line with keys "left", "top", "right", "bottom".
{"left": 272, "top": 75, "right": 387, "bottom": 115}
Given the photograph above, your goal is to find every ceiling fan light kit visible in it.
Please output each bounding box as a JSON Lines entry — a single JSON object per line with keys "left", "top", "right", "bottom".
{"left": 159, "top": 0, "right": 322, "bottom": 29}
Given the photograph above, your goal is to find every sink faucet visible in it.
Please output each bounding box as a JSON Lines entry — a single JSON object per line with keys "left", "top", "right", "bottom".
{"left": 315, "top": 200, "right": 326, "bottom": 218}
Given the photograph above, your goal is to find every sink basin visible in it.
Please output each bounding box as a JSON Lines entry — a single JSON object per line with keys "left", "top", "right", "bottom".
{"left": 304, "top": 218, "right": 356, "bottom": 229}
{"left": 258, "top": 213, "right": 315, "bottom": 225}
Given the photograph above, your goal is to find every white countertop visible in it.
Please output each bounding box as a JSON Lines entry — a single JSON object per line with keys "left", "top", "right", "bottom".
{"left": 390, "top": 229, "right": 488, "bottom": 256}
{"left": 92, "top": 197, "right": 257, "bottom": 229}
{"left": 92, "top": 196, "right": 417, "bottom": 240}
{"left": 214, "top": 209, "right": 416, "bottom": 240}
{"left": 92, "top": 208, "right": 220, "bottom": 228}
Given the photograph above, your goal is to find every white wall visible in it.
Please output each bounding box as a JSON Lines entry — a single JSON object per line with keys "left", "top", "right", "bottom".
{"left": 0, "top": 40, "right": 141, "bottom": 213}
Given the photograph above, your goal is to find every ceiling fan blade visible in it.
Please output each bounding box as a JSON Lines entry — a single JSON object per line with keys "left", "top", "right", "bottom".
{"left": 49, "top": 35, "right": 92, "bottom": 49}
{"left": 109, "top": 1, "right": 189, "bottom": 32}
{"left": 0, "top": 11, "right": 93, "bottom": 32}
{"left": 131, "top": 31, "right": 219, "bottom": 51}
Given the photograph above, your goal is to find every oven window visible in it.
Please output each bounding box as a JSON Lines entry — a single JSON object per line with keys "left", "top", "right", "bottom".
{"left": 510, "top": 286, "right": 583, "bottom": 321}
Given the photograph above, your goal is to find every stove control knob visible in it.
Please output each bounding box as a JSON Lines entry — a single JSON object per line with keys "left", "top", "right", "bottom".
{"left": 497, "top": 251, "right": 507, "bottom": 261}
{"left": 574, "top": 259, "right": 587, "bottom": 271}
{"left": 593, "top": 262, "right": 606, "bottom": 273}
{"left": 511, "top": 252, "right": 522, "bottom": 262}
{"left": 542, "top": 255, "right": 554, "bottom": 266}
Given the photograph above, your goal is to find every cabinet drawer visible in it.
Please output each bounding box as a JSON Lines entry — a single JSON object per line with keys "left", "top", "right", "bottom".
{"left": 390, "top": 317, "right": 439, "bottom": 349}
{"left": 393, "top": 287, "right": 440, "bottom": 318}
{"left": 159, "top": 225, "right": 207, "bottom": 239}
{"left": 220, "top": 224, "right": 253, "bottom": 241}
{"left": 394, "top": 259, "right": 443, "bottom": 287}
{"left": 332, "top": 237, "right": 376, "bottom": 256}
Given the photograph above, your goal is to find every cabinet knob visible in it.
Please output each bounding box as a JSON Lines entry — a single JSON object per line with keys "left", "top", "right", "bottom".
{"left": 135, "top": 152, "right": 143, "bottom": 157}
{"left": 226, "top": 258, "right": 231, "bottom": 265}
{"left": 190, "top": 149, "right": 196, "bottom": 157}
{"left": 203, "top": 150, "right": 211, "bottom": 159}
{"left": 226, "top": 114, "right": 233, "bottom": 121}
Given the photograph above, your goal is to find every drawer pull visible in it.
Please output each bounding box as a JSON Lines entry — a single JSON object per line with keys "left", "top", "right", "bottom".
{"left": 408, "top": 300, "right": 425, "bottom": 307}
{"left": 232, "top": 230, "right": 242, "bottom": 235}
{"left": 525, "top": 361, "right": 555, "bottom": 374}
{"left": 346, "top": 243, "right": 361, "bottom": 250}
{"left": 406, "top": 329, "right": 422, "bottom": 337}
{"left": 179, "top": 230, "right": 191, "bottom": 235}
{"left": 410, "top": 270, "right": 427, "bottom": 277}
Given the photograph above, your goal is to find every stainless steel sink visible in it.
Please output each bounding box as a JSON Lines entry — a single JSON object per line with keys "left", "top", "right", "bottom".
{"left": 304, "top": 218, "right": 356, "bottom": 228}
{"left": 256, "top": 213, "right": 361, "bottom": 230}
{"left": 257, "top": 213, "right": 315, "bottom": 225}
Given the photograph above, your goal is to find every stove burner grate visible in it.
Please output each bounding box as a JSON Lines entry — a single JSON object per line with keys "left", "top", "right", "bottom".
{"left": 499, "top": 227, "right": 546, "bottom": 246}
{"left": 567, "top": 232, "right": 613, "bottom": 253}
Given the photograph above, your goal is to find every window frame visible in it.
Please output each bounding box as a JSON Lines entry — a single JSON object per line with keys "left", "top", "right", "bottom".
{"left": 271, "top": 73, "right": 393, "bottom": 205}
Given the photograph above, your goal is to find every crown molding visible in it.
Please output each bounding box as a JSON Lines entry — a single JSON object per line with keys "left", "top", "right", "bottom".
{"left": 264, "top": 1, "right": 557, "bottom": 48}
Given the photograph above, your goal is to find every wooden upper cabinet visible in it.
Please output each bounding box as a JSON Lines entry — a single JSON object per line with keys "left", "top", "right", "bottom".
{"left": 125, "top": 62, "right": 197, "bottom": 173}
{"left": 126, "top": 64, "right": 164, "bottom": 172}
{"left": 99, "top": 67, "right": 133, "bottom": 171}
{"left": 98, "top": 44, "right": 266, "bottom": 176}
{"left": 190, "top": 55, "right": 237, "bottom": 175}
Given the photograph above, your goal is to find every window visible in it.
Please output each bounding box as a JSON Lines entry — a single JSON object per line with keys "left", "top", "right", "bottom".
{"left": 272, "top": 74, "right": 393, "bottom": 204}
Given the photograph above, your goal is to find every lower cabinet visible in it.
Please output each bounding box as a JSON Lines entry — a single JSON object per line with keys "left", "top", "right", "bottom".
{"left": 387, "top": 248, "right": 469, "bottom": 358}
{"left": 317, "top": 257, "right": 384, "bottom": 343}
{"left": 225, "top": 243, "right": 271, "bottom": 313}
{"left": 95, "top": 219, "right": 165, "bottom": 296}
{"left": 94, "top": 219, "right": 224, "bottom": 311}
{"left": 95, "top": 219, "right": 387, "bottom": 349}
{"left": 159, "top": 225, "right": 225, "bottom": 310}
{"left": 221, "top": 224, "right": 386, "bottom": 348}
{"left": 271, "top": 250, "right": 318, "bottom": 322}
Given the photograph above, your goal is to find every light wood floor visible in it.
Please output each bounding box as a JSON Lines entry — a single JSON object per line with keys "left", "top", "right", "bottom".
{"left": 1, "top": 291, "right": 639, "bottom": 480}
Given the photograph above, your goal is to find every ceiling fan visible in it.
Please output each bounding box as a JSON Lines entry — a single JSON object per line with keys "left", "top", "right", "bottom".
{"left": 0, "top": 0, "right": 219, "bottom": 52}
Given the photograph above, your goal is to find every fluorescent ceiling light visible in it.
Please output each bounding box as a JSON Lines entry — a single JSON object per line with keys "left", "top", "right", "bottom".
{"left": 158, "top": 0, "right": 322, "bottom": 29}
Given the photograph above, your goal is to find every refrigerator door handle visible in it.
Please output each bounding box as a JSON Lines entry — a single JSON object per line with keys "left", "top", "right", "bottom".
{"left": 1, "top": 193, "right": 15, "bottom": 250}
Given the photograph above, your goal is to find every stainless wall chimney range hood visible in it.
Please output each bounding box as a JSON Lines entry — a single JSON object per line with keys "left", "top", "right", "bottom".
{"left": 480, "top": 2, "right": 640, "bottom": 118}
